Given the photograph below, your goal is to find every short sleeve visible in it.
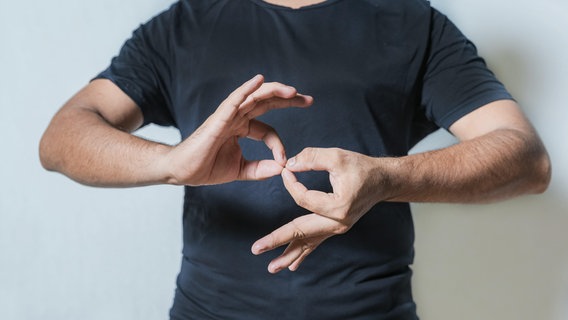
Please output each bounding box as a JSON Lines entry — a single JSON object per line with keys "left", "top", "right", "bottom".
{"left": 94, "top": 6, "right": 177, "bottom": 127}
{"left": 421, "top": 9, "right": 513, "bottom": 130}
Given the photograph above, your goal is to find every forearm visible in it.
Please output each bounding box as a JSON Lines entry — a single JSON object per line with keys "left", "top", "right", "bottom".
{"left": 381, "top": 128, "right": 551, "bottom": 203}
{"left": 40, "top": 107, "right": 172, "bottom": 187}
{"left": 252, "top": 127, "right": 551, "bottom": 273}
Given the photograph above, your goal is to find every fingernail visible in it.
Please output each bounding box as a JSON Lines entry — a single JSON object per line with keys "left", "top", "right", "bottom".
{"left": 247, "top": 74, "right": 261, "bottom": 85}
{"left": 287, "top": 157, "right": 296, "bottom": 167}
{"left": 252, "top": 243, "right": 264, "bottom": 254}
{"left": 281, "top": 168, "right": 292, "bottom": 180}
{"left": 268, "top": 263, "right": 280, "bottom": 273}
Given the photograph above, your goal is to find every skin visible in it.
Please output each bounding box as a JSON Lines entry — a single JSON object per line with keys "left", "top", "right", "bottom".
{"left": 40, "top": 0, "right": 552, "bottom": 274}
{"left": 244, "top": 2, "right": 550, "bottom": 273}
{"left": 40, "top": 75, "right": 313, "bottom": 187}
{"left": 40, "top": 77, "right": 551, "bottom": 275}
{"left": 251, "top": 100, "right": 551, "bottom": 273}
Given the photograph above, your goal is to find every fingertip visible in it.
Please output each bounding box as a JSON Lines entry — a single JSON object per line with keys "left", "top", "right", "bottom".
{"left": 271, "top": 146, "right": 287, "bottom": 166}
{"left": 268, "top": 263, "right": 281, "bottom": 274}
{"left": 245, "top": 74, "right": 264, "bottom": 89}
{"left": 258, "top": 160, "right": 285, "bottom": 180}
{"left": 304, "top": 95, "right": 314, "bottom": 106}
{"left": 281, "top": 168, "right": 295, "bottom": 182}
{"left": 251, "top": 243, "right": 262, "bottom": 255}
{"left": 286, "top": 157, "right": 296, "bottom": 168}
{"left": 278, "top": 151, "right": 287, "bottom": 166}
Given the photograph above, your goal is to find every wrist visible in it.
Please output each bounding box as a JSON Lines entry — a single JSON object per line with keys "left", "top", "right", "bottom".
{"left": 151, "top": 143, "right": 178, "bottom": 185}
{"left": 368, "top": 156, "right": 407, "bottom": 203}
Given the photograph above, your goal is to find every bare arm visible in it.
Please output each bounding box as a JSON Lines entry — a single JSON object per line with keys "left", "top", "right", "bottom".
{"left": 39, "top": 79, "right": 168, "bottom": 187}
{"left": 383, "top": 99, "right": 550, "bottom": 203}
{"left": 39, "top": 76, "right": 313, "bottom": 187}
{"left": 252, "top": 100, "right": 551, "bottom": 273}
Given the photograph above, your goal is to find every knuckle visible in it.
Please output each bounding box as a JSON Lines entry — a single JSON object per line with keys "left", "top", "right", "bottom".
{"left": 267, "top": 231, "right": 278, "bottom": 249}
{"left": 332, "top": 148, "right": 348, "bottom": 166}
{"left": 291, "top": 220, "right": 307, "bottom": 240}
{"left": 295, "top": 195, "right": 308, "bottom": 208}
{"left": 300, "top": 241, "right": 315, "bottom": 254}
{"left": 267, "top": 81, "right": 282, "bottom": 87}
{"left": 293, "top": 229, "right": 306, "bottom": 240}
{"left": 302, "top": 147, "right": 317, "bottom": 164}
{"left": 228, "top": 90, "right": 247, "bottom": 104}
{"left": 302, "top": 147, "right": 314, "bottom": 155}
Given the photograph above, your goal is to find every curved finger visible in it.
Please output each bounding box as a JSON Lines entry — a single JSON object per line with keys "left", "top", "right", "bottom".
{"left": 238, "top": 159, "right": 284, "bottom": 181}
{"left": 286, "top": 147, "right": 345, "bottom": 174}
{"left": 245, "top": 94, "right": 313, "bottom": 119}
{"left": 267, "top": 236, "right": 327, "bottom": 274}
{"left": 287, "top": 236, "right": 328, "bottom": 272}
{"left": 251, "top": 213, "right": 338, "bottom": 255}
{"left": 281, "top": 168, "right": 334, "bottom": 213}
{"left": 215, "top": 75, "right": 264, "bottom": 121}
{"left": 247, "top": 120, "right": 286, "bottom": 165}
{"left": 288, "top": 252, "right": 308, "bottom": 272}
{"left": 239, "top": 82, "right": 298, "bottom": 114}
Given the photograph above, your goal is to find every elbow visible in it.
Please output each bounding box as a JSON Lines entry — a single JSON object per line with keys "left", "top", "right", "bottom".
{"left": 528, "top": 148, "right": 552, "bottom": 195}
{"left": 38, "top": 131, "right": 59, "bottom": 172}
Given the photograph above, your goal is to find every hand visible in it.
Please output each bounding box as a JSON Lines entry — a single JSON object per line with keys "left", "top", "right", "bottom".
{"left": 252, "top": 148, "right": 390, "bottom": 273}
{"left": 164, "top": 75, "right": 313, "bottom": 185}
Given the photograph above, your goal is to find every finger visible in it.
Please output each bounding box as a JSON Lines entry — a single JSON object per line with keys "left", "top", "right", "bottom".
{"left": 267, "top": 236, "right": 327, "bottom": 273}
{"left": 215, "top": 75, "right": 265, "bottom": 121}
{"left": 245, "top": 94, "right": 313, "bottom": 120}
{"left": 281, "top": 168, "right": 333, "bottom": 213}
{"left": 247, "top": 120, "right": 286, "bottom": 165}
{"left": 239, "top": 82, "right": 298, "bottom": 114}
{"left": 288, "top": 249, "right": 310, "bottom": 272}
{"left": 287, "top": 236, "right": 328, "bottom": 272}
{"left": 238, "top": 159, "right": 284, "bottom": 181}
{"left": 286, "top": 147, "right": 338, "bottom": 173}
{"left": 251, "top": 213, "right": 339, "bottom": 255}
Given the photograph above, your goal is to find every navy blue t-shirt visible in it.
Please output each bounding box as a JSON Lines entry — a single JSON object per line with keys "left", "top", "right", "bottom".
{"left": 97, "top": 0, "right": 512, "bottom": 319}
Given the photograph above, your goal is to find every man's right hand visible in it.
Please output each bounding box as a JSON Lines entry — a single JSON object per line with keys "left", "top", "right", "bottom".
{"left": 39, "top": 75, "right": 312, "bottom": 187}
{"left": 164, "top": 75, "right": 313, "bottom": 185}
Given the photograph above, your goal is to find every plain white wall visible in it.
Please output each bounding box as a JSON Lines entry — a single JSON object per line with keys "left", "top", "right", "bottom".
{"left": 0, "top": 0, "right": 566, "bottom": 319}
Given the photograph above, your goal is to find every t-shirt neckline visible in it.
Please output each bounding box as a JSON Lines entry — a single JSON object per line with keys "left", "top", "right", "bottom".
{"left": 248, "top": 0, "right": 344, "bottom": 11}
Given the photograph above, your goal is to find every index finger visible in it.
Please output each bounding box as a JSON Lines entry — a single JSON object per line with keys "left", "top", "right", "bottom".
{"left": 285, "top": 147, "right": 338, "bottom": 173}
{"left": 239, "top": 82, "right": 297, "bottom": 114}
{"left": 251, "top": 213, "right": 338, "bottom": 255}
{"left": 247, "top": 119, "right": 286, "bottom": 165}
{"left": 244, "top": 94, "right": 313, "bottom": 120}
{"left": 215, "top": 75, "right": 265, "bottom": 121}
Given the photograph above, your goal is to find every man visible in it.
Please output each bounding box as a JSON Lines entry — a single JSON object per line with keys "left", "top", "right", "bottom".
{"left": 39, "top": 0, "right": 551, "bottom": 318}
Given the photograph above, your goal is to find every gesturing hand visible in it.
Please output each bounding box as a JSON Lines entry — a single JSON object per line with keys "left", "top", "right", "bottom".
{"left": 164, "top": 75, "right": 313, "bottom": 186}
{"left": 252, "top": 148, "right": 391, "bottom": 273}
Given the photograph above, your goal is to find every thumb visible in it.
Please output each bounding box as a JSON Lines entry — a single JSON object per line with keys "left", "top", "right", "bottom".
{"left": 286, "top": 147, "right": 335, "bottom": 173}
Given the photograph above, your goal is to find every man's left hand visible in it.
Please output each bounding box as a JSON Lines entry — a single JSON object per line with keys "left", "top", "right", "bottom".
{"left": 251, "top": 147, "right": 389, "bottom": 273}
